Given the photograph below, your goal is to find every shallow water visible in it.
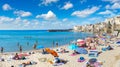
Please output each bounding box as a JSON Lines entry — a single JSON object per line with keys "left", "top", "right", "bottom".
{"left": 0, "top": 30, "right": 93, "bottom": 52}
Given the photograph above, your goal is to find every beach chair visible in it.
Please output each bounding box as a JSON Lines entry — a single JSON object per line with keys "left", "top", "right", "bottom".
{"left": 88, "top": 50, "right": 98, "bottom": 57}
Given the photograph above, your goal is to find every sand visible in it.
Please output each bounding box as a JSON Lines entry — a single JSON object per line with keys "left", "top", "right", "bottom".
{"left": 0, "top": 43, "right": 120, "bottom": 67}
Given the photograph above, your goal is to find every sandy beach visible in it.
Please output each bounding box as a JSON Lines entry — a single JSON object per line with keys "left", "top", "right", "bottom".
{"left": 0, "top": 38, "right": 120, "bottom": 67}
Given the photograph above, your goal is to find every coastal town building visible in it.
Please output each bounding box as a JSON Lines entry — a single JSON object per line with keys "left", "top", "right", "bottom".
{"left": 73, "top": 15, "right": 120, "bottom": 34}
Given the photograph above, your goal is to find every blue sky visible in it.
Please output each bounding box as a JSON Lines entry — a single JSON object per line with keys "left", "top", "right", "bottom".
{"left": 0, "top": 0, "right": 120, "bottom": 30}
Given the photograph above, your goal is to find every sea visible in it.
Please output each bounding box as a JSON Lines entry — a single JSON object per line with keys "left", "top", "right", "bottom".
{"left": 0, "top": 30, "right": 93, "bottom": 52}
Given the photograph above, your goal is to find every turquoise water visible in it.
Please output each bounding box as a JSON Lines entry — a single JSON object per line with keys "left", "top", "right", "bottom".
{"left": 0, "top": 30, "right": 93, "bottom": 52}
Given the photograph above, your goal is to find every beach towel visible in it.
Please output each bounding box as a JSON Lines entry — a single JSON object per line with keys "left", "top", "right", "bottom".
{"left": 77, "top": 59, "right": 85, "bottom": 62}
{"left": 70, "top": 53, "right": 77, "bottom": 56}
{"left": 38, "top": 58, "right": 47, "bottom": 62}
{"left": 0, "top": 58, "right": 4, "bottom": 61}
{"left": 53, "top": 63, "right": 64, "bottom": 66}
{"left": 18, "top": 53, "right": 29, "bottom": 57}
{"left": 82, "top": 61, "right": 103, "bottom": 67}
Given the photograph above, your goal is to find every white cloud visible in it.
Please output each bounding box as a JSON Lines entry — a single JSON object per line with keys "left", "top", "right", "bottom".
{"left": 14, "top": 10, "right": 32, "bottom": 17}
{"left": 61, "top": 2, "right": 73, "bottom": 10}
{"left": 62, "top": 18, "right": 68, "bottom": 22}
{"left": 2, "top": 4, "right": 12, "bottom": 11}
{"left": 0, "top": 16, "right": 33, "bottom": 29}
{"left": 98, "top": 10, "right": 116, "bottom": 17}
{"left": 0, "top": 16, "right": 77, "bottom": 30}
{"left": 0, "top": 16, "right": 14, "bottom": 23}
{"left": 105, "top": 3, "right": 120, "bottom": 9}
{"left": 105, "top": 5, "right": 110, "bottom": 9}
{"left": 80, "top": 0, "right": 87, "bottom": 4}
{"left": 23, "top": 20, "right": 30, "bottom": 27}
{"left": 102, "top": 0, "right": 120, "bottom": 3}
{"left": 71, "top": 6, "right": 99, "bottom": 17}
{"left": 36, "top": 10, "right": 56, "bottom": 20}
{"left": 88, "top": 17, "right": 104, "bottom": 23}
{"left": 40, "top": 0, "right": 58, "bottom": 6}
{"left": 98, "top": 10, "right": 113, "bottom": 15}
{"left": 111, "top": 3, "right": 120, "bottom": 9}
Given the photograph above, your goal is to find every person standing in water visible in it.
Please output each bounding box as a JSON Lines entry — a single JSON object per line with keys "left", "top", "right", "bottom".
{"left": 19, "top": 45, "right": 22, "bottom": 53}
{"left": 33, "top": 43, "right": 37, "bottom": 50}
{"left": 27, "top": 42, "right": 29, "bottom": 46}
{"left": 56, "top": 42, "right": 58, "bottom": 47}
{"left": 0, "top": 47, "right": 4, "bottom": 53}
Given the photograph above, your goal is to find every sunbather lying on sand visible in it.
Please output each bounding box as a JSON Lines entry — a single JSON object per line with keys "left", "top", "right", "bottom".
{"left": 13, "top": 53, "right": 26, "bottom": 60}
{"left": 53, "top": 57, "right": 67, "bottom": 64}
{"left": 57, "top": 48, "right": 69, "bottom": 53}
{"left": 19, "top": 61, "right": 37, "bottom": 67}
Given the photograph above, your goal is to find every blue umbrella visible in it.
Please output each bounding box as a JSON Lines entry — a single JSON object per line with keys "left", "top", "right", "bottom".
{"left": 116, "top": 41, "right": 120, "bottom": 44}
{"left": 68, "top": 44, "right": 78, "bottom": 50}
{"left": 36, "top": 45, "right": 44, "bottom": 49}
{"left": 116, "top": 41, "right": 120, "bottom": 46}
{"left": 75, "top": 47, "right": 88, "bottom": 54}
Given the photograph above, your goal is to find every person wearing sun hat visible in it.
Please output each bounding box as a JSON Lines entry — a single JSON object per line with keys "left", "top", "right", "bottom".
{"left": 77, "top": 56, "right": 85, "bottom": 62}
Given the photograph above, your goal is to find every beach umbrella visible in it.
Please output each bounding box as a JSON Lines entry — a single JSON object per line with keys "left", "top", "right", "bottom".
{"left": 68, "top": 44, "right": 78, "bottom": 50}
{"left": 116, "top": 41, "right": 120, "bottom": 46}
{"left": 45, "top": 48, "right": 51, "bottom": 53}
{"left": 36, "top": 45, "right": 44, "bottom": 49}
{"left": 77, "top": 39, "right": 85, "bottom": 46}
{"left": 77, "top": 39, "right": 84, "bottom": 42}
{"left": 77, "top": 40, "right": 85, "bottom": 45}
{"left": 49, "top": 50, "right": 59, "bottom": 57}
{"left": 75, "top": 48, "right": 88, "bottom": 54}
{"left": 117, "top": 41, "right": 120, "bottom": 44}
{"left": 88, "top": 58, "right": 97, "bottom": 64}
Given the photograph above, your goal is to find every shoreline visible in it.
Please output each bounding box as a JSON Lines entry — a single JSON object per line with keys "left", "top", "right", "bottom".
{"left": 0, "top": 44, "right": 69, "bottom": 55}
